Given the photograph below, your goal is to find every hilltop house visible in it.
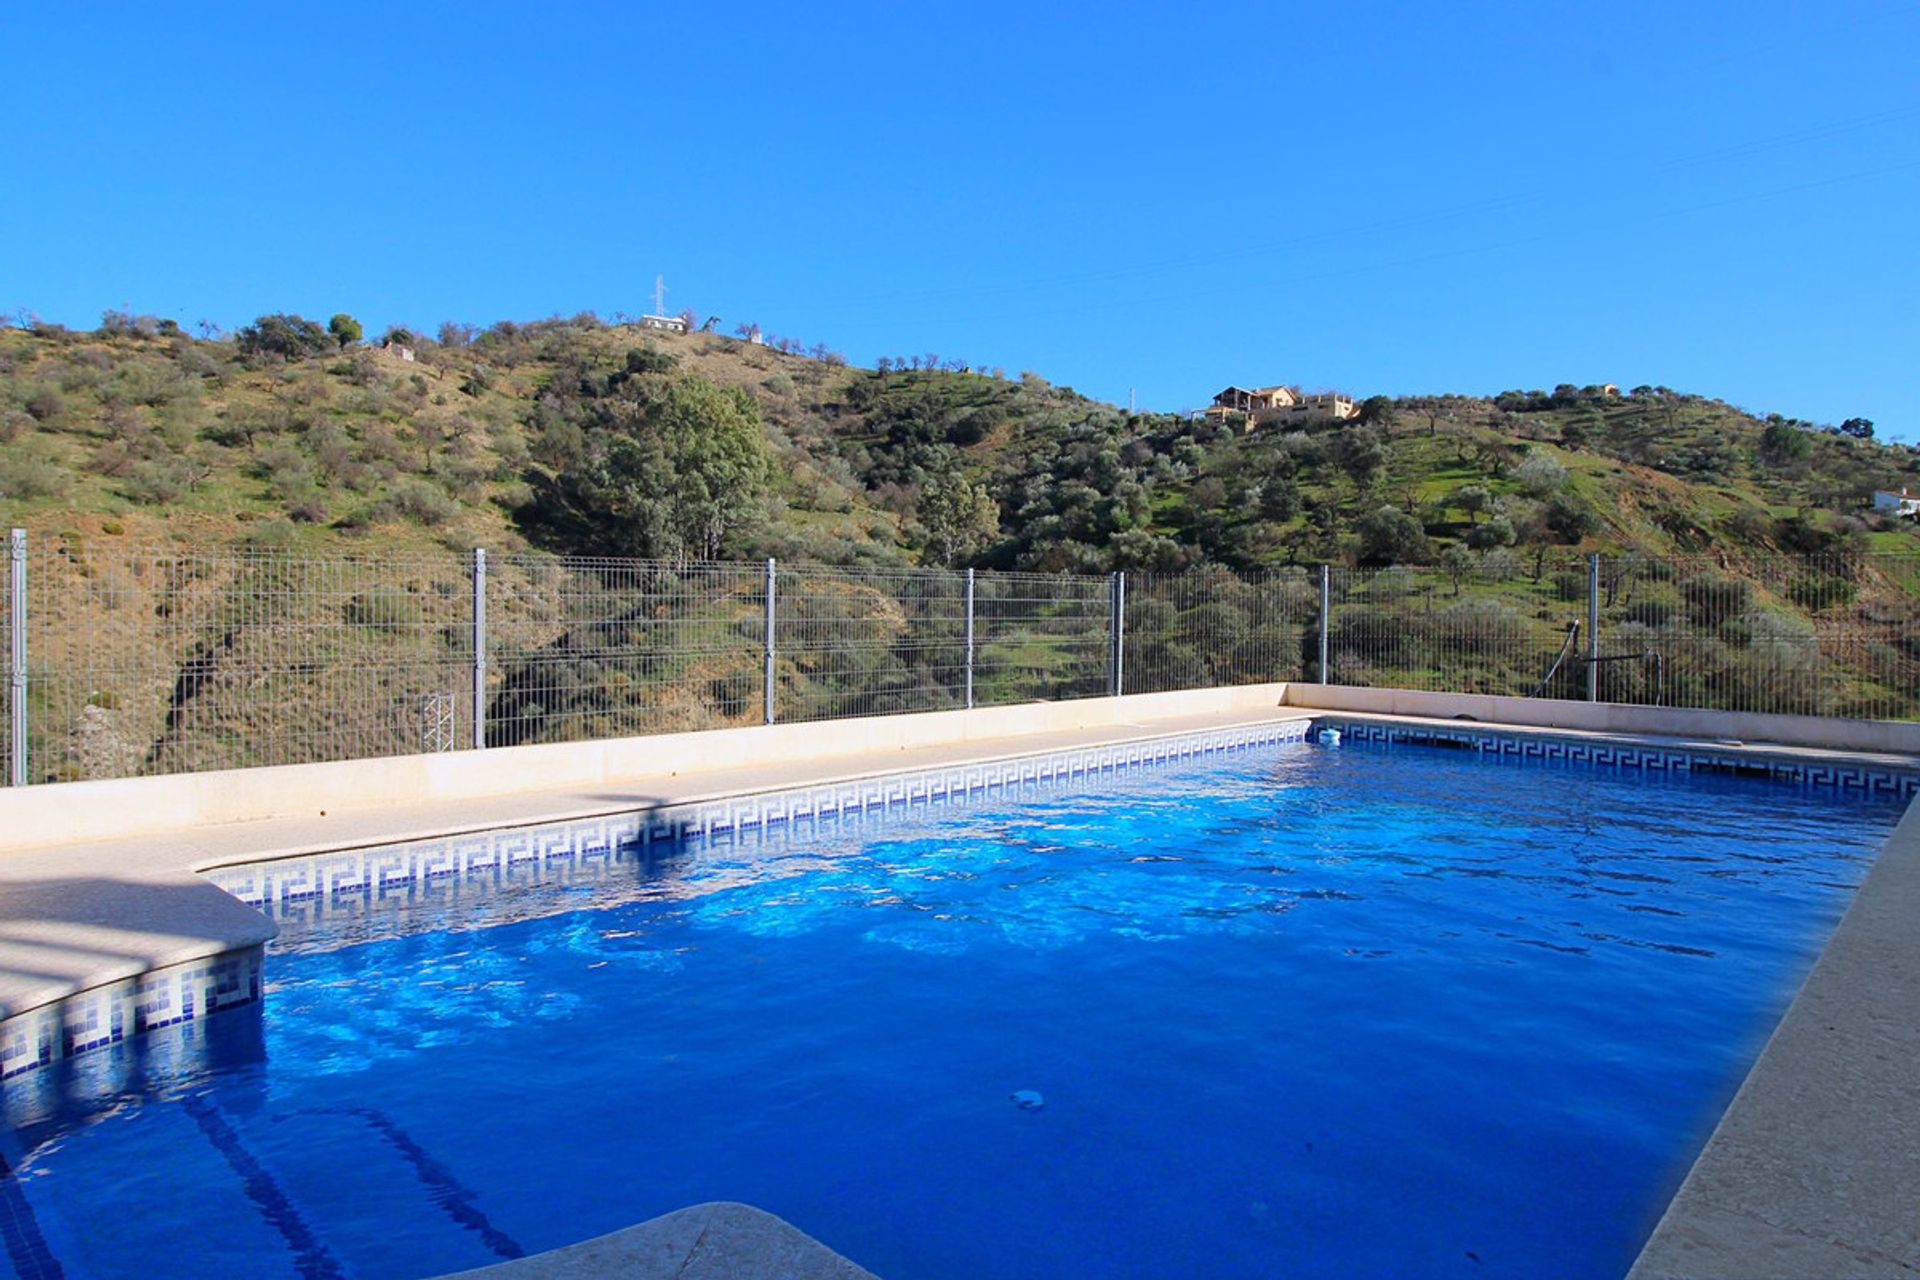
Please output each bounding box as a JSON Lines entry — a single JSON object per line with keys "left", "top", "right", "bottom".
{"left": 1873, "top": 488, "right": 1920, "bottom": 519}
{"left": 1202, "top": 384, "right": 1356, "bottom": 431}
{"left": 640, "top": 313, "right": 688, "bottom": 334}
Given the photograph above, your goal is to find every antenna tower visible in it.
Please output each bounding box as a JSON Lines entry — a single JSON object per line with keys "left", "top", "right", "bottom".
{"left": 653, "top": 275, "right": 667, "bottom": 316}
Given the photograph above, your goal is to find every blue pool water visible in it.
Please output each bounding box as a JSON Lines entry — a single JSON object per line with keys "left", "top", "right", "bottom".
{"left": 0, "top": 741, "right": 1906, "bottom": 1280}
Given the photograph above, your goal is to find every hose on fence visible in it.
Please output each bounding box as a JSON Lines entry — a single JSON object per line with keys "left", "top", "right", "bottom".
{"left": 1531, "top": 621, "right": 1581, "bottom": 698}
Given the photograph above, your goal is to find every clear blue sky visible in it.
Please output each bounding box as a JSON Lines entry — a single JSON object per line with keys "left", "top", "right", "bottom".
{"left": 5, "top": 2, "right": 1916, "bottom": 435}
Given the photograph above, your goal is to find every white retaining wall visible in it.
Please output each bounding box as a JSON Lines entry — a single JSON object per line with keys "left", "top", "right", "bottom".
{"left": 5, "top": 681, "right": 1917, "bottom": 857}
{"left": 0, "top": 685, "right": 1291, "bottom": 854}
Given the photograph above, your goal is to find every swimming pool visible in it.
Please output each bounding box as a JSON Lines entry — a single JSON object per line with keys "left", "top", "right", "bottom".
{"left": 0, "top": 733, "right": 1906, "bottom": 1279}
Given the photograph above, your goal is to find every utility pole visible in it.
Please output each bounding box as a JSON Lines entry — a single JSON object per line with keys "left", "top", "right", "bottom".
{"left": 653, "top": 275, "right": 667, "bottom": 316}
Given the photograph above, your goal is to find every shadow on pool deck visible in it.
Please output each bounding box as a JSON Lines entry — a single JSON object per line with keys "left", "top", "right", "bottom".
{"left": 0, "top": 872, "right": 276, "bottom": 1020}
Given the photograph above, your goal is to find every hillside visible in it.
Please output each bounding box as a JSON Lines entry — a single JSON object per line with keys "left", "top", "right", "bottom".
{"left": 3, "top": 311, "right": 1914, "bottom": 575}
{"left": 3, "top": 312, "right": 1919, "bottom": 782}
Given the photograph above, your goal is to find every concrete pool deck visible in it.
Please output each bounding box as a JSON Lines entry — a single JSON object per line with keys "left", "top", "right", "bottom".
{"left": 1, "top": 685, "right": 1917, "bottom": 1278}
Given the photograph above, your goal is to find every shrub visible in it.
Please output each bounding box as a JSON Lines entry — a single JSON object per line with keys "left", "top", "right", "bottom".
{"left": 21, "top": 384, "right": 65, "bottom": 422}
{"left": 122, "top": 458, "right": 191, "bottom": 504}
{"left": 1481, "top": 548, "right": 1524, "bottom": 579}
{"left": 1682, "top": 575, "right": 1751, "bottom": 626}
{"left": 1789, "top": 576, "right": 1856, "bottom": 611}
{"left": 343, "top": 591, "right": 426, "bottom": 634}
{"left": 624, "top": 345, "right": 678, "bottom": 375}
{"left": 1623, "top": 599, "right": 1675, "bottom": 627}
{"left": 0, "top": 448, "right": 68, "bottom": 500}
{"left": 1514, "top": 452, "right": 1569, "bottom": 497}
{"left": 1465, "top": 515, "right": 1517, "bottom": 550}
{"left": 245, "top": 517, "right": 301, "bottom": 548}
{"left": 391, "top": 478, "right": 458, "bottom": 525}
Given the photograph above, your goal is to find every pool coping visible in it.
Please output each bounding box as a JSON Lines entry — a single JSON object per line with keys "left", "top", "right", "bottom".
{"left": 2, "top": 704, "right": 1918, "bottom": 1278}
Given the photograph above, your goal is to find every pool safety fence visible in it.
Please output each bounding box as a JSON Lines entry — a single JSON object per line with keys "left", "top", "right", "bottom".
{"left": 3, "top": 532, "right": 1918, "bottom": 784}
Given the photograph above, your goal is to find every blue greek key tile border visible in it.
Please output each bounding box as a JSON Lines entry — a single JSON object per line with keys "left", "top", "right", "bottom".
{"left": 0, "top": 946, "right": 264, "bottom": 1083}
{"left": 207, "top": 720, "right": 1314, "bottom": 936}
{"left": 1312, "top": 717, "right": 1920, "bottom": 798}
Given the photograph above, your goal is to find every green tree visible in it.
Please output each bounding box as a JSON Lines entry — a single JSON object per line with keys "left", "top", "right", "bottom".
{"left": 1440, "top": 543, "right": 1475, "bottom": 596}
{"left": 1450, "top": 484, "right": 1492, "bottom": 524}
{"left": 1357, "top": 395, "right": 1397, "bottom": 430}
{"left": 1337, "top": 428, "right": 1389, "bottom": 492}
{"left": 1759, "top": 419, "right": 1812, "bottom": 466}
{"left": 1514, "top": 451, "right": 1569, "bottom": 497}
{"left": 523, "top": 375, "right": 769, "bottom": 561}
{"left": 234, "top": 313, "right": 334, "bottom": 361}
{"left": 918, "top": 461, "right": 1000, "bottom": 566}
{"left": 1839, "top": 417, "right": 1875, "bottom": 439}
{"left": 328, "top": 313, "right": 363, "bottom": 348}
{"left": 1543, "top": 492, "right": 1599, "bottom": 543}
{"left": 1356, "top": 504, "right": 1429, "bottom": 565}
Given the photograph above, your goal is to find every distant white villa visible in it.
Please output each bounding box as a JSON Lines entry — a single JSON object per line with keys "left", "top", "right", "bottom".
{"left": 640, "top": 314, "right": 688, "bottom": 334}
{"left": 1873, "top": 488, "right": 1920, "bottom": 518}
{"left": 1201, "top": 384, "right": 1356, "bottom": 431}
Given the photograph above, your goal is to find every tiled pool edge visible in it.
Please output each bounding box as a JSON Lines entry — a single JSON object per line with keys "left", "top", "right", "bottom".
{"left": 210, "top": 716, "right": 1920, "bottom": 923}
{"left": 207, "top": 719, "right": 1313, "bottom": 919}
{"left": 1312, "top": 715, "right": 1920, "bottom": 796}
{"left": 0, "top": 946, "right": 264, "bottom": 1083}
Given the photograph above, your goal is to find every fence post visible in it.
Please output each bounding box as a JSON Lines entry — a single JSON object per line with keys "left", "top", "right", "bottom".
{"left": 470, "top": 547, "right": 488, "bottom": 749}
{"left": 1586, "top": 553, "right": 1601, "bottom": 703}
{"left": 1318, "top": 564, "right": 1331, "bottom": 685}
{"left": 764, "top": 558, "right": 777, "bottom": 725}
{"left": 1109, "top": 571, "right": 1126, "bottom": 696}
{"left": 7, "top": 529, "right": 24, "bottom": 787}
{"left": 964, "top": 568, "right": 976, "bottom": 710}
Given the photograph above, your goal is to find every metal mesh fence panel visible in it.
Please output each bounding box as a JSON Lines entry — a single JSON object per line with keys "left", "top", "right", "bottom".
{"left": 1327, "top": 556, "right": 1593, "bottom": 699}
{"left": 1598, "top": 551, "right": 1920, "bottom": 719}
{"left": 7, "top": 529, "right": 1920, "bottom": 787}
{"left": 1, "top": 536, "right": 14, "bottom": 783}
{"left": 778, "top": 566, "right": 968, "bottom": 722}
{"left": 970, "top": 571, "right": 1111, "bottom": 705}
{"left": 1125, "top": 566, "right": 1317, "bottom": 693}
{"left": 485, "top": 555, "right": 764, "bottom": 746}
{"left": 16, "top": 537, "right": 474, "bottom": 783}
